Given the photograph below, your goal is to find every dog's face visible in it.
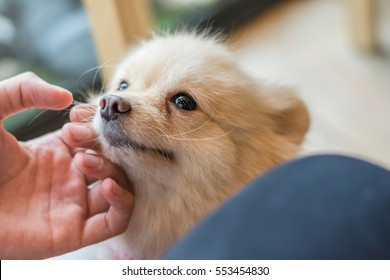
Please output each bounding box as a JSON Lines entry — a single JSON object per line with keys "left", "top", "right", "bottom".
{"left": 91, "top": 33, "right": 309, "bottom": 259}
{"left": 93, "top": 33, "right": 310, "bottom": 194}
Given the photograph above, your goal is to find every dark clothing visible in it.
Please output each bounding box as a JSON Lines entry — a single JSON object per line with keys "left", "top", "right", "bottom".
{"left": 164, "top": 155, "right": 390, "bottom": 259}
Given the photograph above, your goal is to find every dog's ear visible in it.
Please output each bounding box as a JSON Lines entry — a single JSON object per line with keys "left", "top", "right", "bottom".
{"left": 266, "top": 90, "right": 310, "bottom": 145}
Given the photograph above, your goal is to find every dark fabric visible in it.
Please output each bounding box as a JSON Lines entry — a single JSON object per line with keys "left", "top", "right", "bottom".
{"left": 163, "top": 155, "right": 390, "bottom": 259}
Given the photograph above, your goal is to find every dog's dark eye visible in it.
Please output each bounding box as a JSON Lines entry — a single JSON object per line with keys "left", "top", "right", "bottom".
{"left": 172, "top": 93, "right": 197, "bottom": 111}
{"left": 117, "top": 81, "right": 128, "bottom": 91}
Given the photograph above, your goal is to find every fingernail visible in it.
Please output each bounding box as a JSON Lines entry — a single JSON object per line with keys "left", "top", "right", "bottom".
{"left": 112, "top": 181, "right": 128, "bottom": 196}
{"left": 112, "top": 184, "right": 124, "bottom": 196}
{"left": 84, "top": 153, "right": 103, "bottom": 169}
{"left": 69, "top": 124, "right": 89, "bottom": 142}
{"left": 70, "top": 107, "right": 82, "bottom": 118}
{"left": 70, "top": 105, "right": 95, "bottom": 121}
{"left": 71, "top": 106, "right": 86, "bottom": 117}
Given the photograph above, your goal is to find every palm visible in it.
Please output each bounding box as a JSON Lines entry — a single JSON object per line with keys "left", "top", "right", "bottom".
{"left": 0, "top": 131, "right": 91, "bottom": 258}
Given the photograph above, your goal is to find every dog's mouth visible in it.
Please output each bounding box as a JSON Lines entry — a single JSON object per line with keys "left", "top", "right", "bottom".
{"left": 101, "top": 122, "right": 174, "bottom": 160}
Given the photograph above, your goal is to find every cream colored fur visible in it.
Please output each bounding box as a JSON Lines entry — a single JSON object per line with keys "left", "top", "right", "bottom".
{"left": 91, "top": 32, "right": 309, "bottom": 259}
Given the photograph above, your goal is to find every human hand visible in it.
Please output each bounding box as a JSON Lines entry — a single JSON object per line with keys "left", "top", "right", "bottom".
{"left": 0, "top": 72, "right": 134, "bottom": 259}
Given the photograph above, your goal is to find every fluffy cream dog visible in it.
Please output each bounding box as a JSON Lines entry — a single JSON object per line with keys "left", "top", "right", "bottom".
{"left": 92, "top": 32, "right": 309, "bottom": 259}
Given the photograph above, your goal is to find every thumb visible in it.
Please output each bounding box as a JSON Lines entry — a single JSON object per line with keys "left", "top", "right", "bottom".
{"left": 0, "top": 72, "right": 73, "bottom": 121}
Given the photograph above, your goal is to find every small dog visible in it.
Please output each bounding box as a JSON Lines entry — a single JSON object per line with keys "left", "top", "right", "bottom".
{"left": 91, "top": 32, "right": 309, "bottom": 259}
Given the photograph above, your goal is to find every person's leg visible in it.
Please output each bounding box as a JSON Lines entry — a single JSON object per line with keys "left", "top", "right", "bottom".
{"left": 163, "top": 155, "right": 390, "bottom": 259}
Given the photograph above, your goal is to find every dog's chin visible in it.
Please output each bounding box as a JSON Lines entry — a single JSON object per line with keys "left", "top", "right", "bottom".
{"left": 100, "top": 124, "right": 175, "bottom": 161}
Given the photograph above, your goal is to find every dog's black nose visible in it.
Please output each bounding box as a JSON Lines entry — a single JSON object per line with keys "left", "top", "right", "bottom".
{"left": 99, "top": 95, "right": 131, "bottom": 121}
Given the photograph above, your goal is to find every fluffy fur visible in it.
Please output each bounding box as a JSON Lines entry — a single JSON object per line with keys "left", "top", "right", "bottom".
{"left": 91, "top": 32, "right": 310, "bottom": 259}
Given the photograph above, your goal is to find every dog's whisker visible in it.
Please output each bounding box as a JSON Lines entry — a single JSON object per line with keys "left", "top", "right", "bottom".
{"left": 78, "top": 65, "right": 102, "bottom": 81}
{"left": 27, "top": 109, "right": 49, "bottom": 126}
{"left": 146, "top": 122, "right": 235, "bottom": 142}
{"left": 145, "top": 108, "right": 221, "bottom": 141}
{"left": 89, "top": 139, "right": 101, "bottom": 150}
{"left": 164, "top": 128, "right": 236, "bottom": 142}
{"left": 169, "top": 112, "right": 214, "bottom": 137}
{"left": 80, "top": 116, "right": 95, "bottom": 123}
{"left": 71, "top": 100, "right": 87, "bottom": 106}
{"left": 95, "top": 59, "right": 120, "bottom": 94}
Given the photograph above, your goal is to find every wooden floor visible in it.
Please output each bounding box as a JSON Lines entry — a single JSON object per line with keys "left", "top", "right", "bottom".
{"left": 231, "top": 0, "right": 390, "bottom": 169}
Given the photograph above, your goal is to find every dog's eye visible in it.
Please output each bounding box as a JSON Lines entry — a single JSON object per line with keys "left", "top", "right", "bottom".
{"left": 117, "top": 81, "right": 128, "bottom": 91}
{"left": 172, "top": 93, "right": 197, "bottom": 111}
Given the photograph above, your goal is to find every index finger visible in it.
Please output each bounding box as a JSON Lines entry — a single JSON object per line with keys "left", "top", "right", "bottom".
{"left": 0, "top": 72, "right": 73, "bottom": 121}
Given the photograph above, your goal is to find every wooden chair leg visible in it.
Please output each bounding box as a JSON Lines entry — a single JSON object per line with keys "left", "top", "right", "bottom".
{"left": 83, "top": 0, "right": 153, "bottom": 82}
{"left": 345, "top": 0, "right": 377, "bottom": 52}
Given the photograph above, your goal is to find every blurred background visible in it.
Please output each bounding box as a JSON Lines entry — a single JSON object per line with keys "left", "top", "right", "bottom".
{"left": 0, "top": 0, "right": 281, "bottom": 139}
{"left": 1, "top": 0, "right": 390, "bottom": 169}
